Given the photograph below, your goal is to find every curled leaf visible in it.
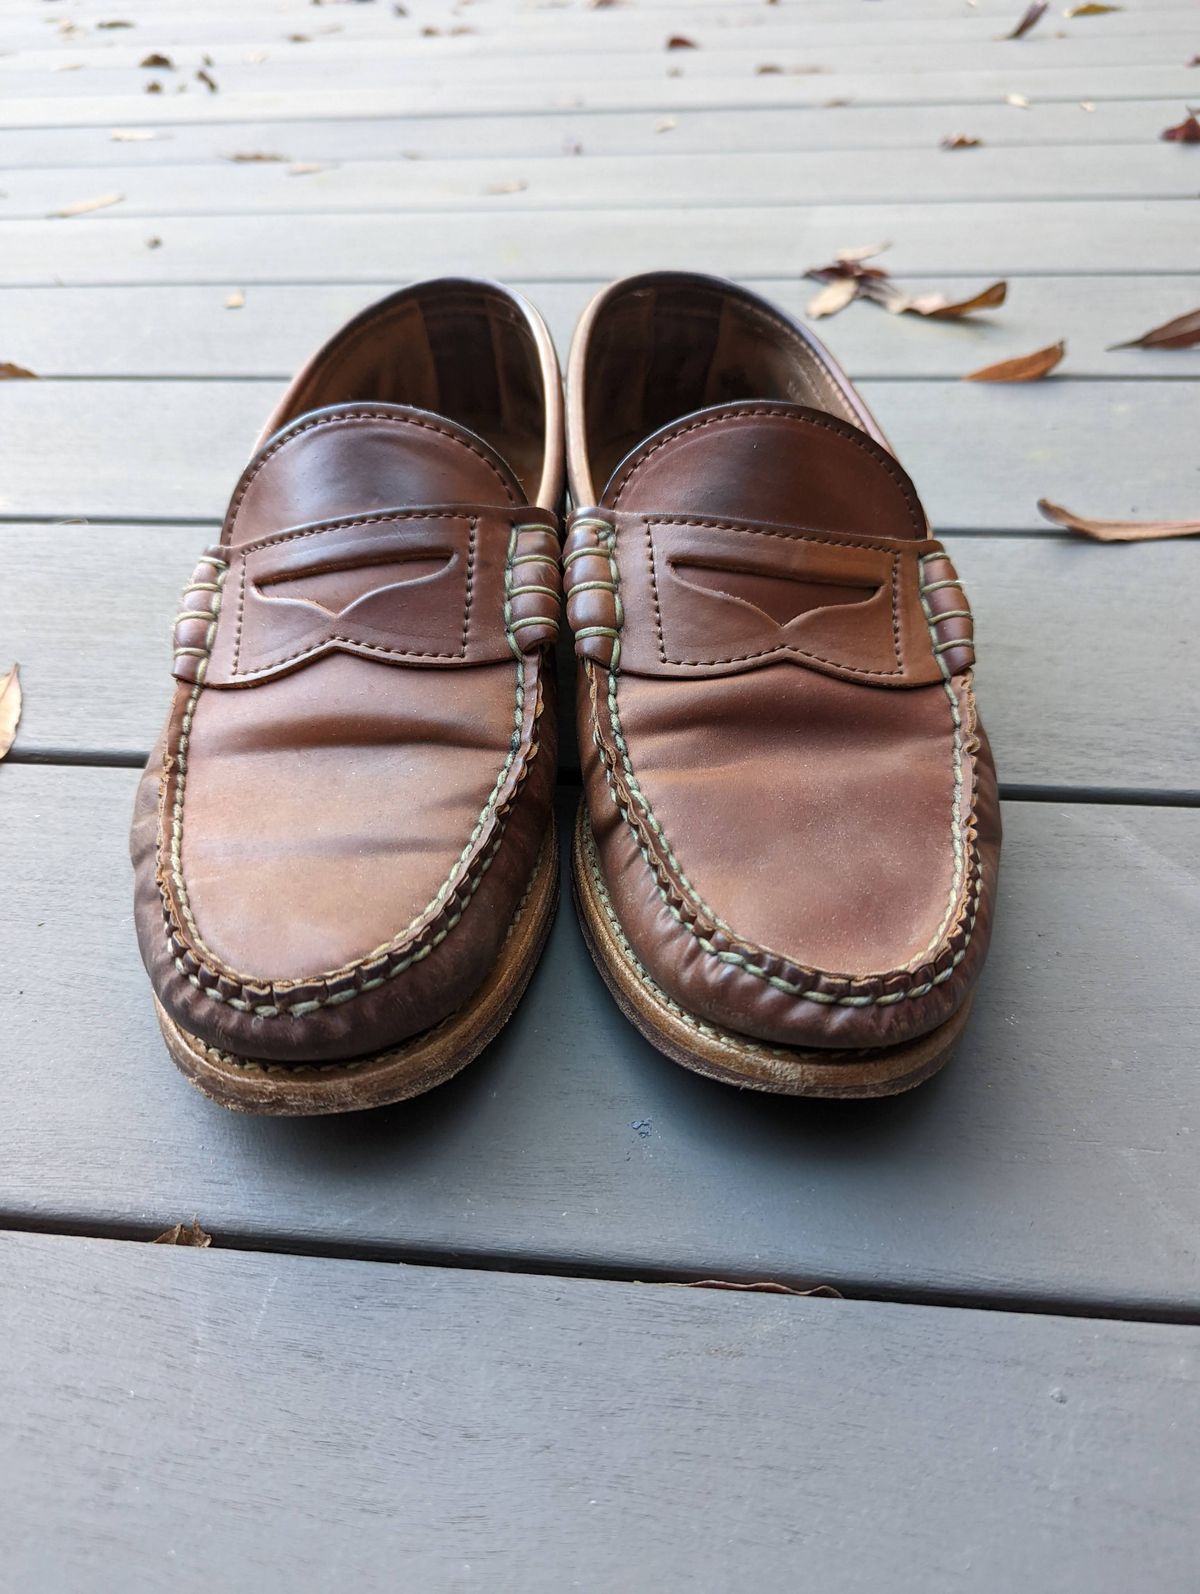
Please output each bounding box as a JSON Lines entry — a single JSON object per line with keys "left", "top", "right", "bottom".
{"left": 1109, "top": 307, "right": 1200, "bottom": 351}
{"left": 1004, "top": 1, "right": 1047, "bottom": 39}
{"left": 1161, "top": 108, "right": 1200, "bottom": 143}
{"left": 196, "top": 67, "right": 219, "bottom": 92}
{"left": 1037, "top": 500, "right": 1200, "bottom": 542}
{"left": 901, "top": 280, "right": 1009, "bottom": 318}
{"left": 836, "top": 241, "right": 890, "bottom": 264}
{"left": 666, "top": 35, "right": 697, "bottom": 49}
{"left": 1006, "top": 92, "right": 1031, "bottom": 108}
{"left": 50, "top": 192, "right": 124, "bottom": 218}
{"left": 807, "top": 277, "right": 859, "bottom": 318}
{"left": 224, "top": 289, "right": 245, "bottom": 309}
{"left": 97, "top": 19, "right": 135, "bottom": 27}
{"left": 965, "top": 340, "right": 1065, "bottom": 381}
{"left": 139, "top": 51, "right": 173, "bottom": 68}
{"left": 654, "top": 117, "right": 677, "bottom": 133}
{"left": 288, "top": 162, "right": 328, "bottom": 176}
{"left": 941, "top": 132, "right": 983, "bottom": 148}
{"left": 145, "top": 81, "right": 163, "bottom": 94}
{"left": 153, "top": 1218, "right": 212, "bottom": 1247}
{"left": 226, "top": 151, "right": 288, "bottom": 163}
{"left": 0, "top": 362, "right": 37, "bottom": 380}
{"left": 1064, "top": 2, "right": 1121, "bottom": 13}
{"left": 0, "top": 665, "right": 21, "bottom": 762}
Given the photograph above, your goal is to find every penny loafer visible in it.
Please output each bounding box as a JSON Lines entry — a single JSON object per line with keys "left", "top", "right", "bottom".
{"left": 131, "top": 279, "right": 563, "bottom": 1113}
{"left": 564, "top": 272, "right": 1001, "bottom": 1096}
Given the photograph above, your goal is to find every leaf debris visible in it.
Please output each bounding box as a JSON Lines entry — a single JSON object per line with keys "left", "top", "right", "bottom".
{"left": 964, "top": 340, "right": 1065, "bottom": 382}
{"left": 50, "top": 192, "right": 124, "bottom": 218}
{"left": 0, "top": 363, "right": 38, "bottom": 380}
{"left": 1037, "top": 501, "right": 1200, "bottom": 542}
{"left": 1004, "top": 1, "right": 1048, "bottom": 39}
{"left": 152, "top": 1219, "right": 213, "bottom": 1247}
{"left": 1108, "top": 307, "right": 1200, "bottom": 350}
{"left": 0, "top": 665, "right": 21, "bottom": 763}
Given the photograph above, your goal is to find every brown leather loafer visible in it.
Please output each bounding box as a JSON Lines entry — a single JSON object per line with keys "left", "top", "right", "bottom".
{"left": 564, "top": 272, "right": 1000, "bottom": 1097}
{"left": 132, "top": 279, "right": 563, "bottom": 1113}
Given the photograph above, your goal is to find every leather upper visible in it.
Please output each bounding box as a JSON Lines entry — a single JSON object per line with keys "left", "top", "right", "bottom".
{"left": 566, "top": 276, "right": 1000, "bottom": 1052}
{"left": 132, "top": 282, "right": 562, "bottom": 1064}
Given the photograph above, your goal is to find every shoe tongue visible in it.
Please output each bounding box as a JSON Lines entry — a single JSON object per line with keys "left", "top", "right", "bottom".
{"left": 600, "top": 400, "right": 927, "bottom": 541}
{"left": 225, "top": 401, "right": 527, "bottom": 544}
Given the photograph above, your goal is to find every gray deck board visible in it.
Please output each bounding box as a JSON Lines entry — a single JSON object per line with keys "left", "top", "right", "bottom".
{"left": 3, "top": 525, "right": 1196, "bottom": 797}
{"left": 3, "top": 200, "right": 1194, "bottom": 286}
{"left": 1, "top": 377, "right": 1193, "bottom": 531}
{"left": 4, "top": 277, "right": 1198, "bottom": 381}
{"left": 0, "top": 101, "right": 1177, "bottom": 169}
{"left": 1, "top": 770, "right": 1197, "bottom": 1316}
{"left": 6, "top": 144, "right": 1198, "bottom": 218}
{"left": 3, "top": 1231, "right": 1196, "bottom": 1594}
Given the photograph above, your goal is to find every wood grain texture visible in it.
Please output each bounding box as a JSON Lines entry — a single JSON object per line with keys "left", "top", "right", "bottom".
{"left": 2, "top": 525, "right": 1196, "bottom": 796}
{"left": 1, "top": 1230, "right": 1196, "bottom": 1594}
{"left": 5, "top": 144, "right": 1198, "bottom": 219}
{"left": 0, "top": 100, "right": 1176, "bottom": 170}
{"left": 4, "top": 277, "right": 1198, "bottom": 380}
{"left": 3, "top": 200, "right": 1195, "bottom": 286}
{"left": 0, "top": 771, "right": 1197, "bottom": 1315}
{"left": 1, "top": 377, "right": 1194, "bottom": 531}
{"left": 1, "top": 63, "right": 1194, "bottom": 131}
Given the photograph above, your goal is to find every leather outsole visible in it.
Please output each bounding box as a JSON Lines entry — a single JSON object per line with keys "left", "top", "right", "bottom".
{"left": 155, "top": 824, "right": 559, "bottom": 1116}
{"left": 572, "top": 802, "right": 970, "bottom": 1099}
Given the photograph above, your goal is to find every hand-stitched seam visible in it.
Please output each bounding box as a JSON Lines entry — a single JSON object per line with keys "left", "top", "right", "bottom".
{"left": 231, "top": 512, "right": 476, "bottom": 673}
{"left": 160, "top": 535, "right": 537, "bottom": 1012}
{"left": 590, "top": 517, "right": 978, "bottom": 1002}
{"left": 643, "top": 517, "right": 904, "bottom": 676}
{"left": 462, "top": 517, "right": 476, "bottom": 655}
{"left": 610, "top": 410, "right": 922, "bottom": 539}
{"left": 226, "top": 409, "right": 519, "bottom": 533}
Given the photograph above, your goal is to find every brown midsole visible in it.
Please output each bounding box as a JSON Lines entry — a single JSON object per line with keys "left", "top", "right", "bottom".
{"left": 572, "top": 801, "right": 969, "bottom": 1099}
{"left": 157, "top": 822, "right": 559, "bottom": 1116}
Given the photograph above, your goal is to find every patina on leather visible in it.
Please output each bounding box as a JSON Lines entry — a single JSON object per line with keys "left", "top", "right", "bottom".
{"left": 566, "top": 273, "right": 1000, "bottom": 1056}
{"left": 132, "top": 279, "right": 562, "bottom": 1066}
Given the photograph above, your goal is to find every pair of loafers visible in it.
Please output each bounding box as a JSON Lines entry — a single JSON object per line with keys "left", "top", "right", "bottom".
{"left": 131, "top": 273, "right": 1000, "bottom": 1114}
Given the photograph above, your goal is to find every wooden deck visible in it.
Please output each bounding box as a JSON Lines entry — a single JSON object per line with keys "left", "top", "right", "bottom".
{"left": 1, "top": 0, "right": 1198, "bottom": 1586}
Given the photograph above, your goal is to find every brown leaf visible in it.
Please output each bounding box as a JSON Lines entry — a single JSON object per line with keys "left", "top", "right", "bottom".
{"left": 1037, "top": 500, "right": 1200, "bottom": 542}
{"left": 1064, "top": 2, "right": 1121, "bottom": 13}
{"left": 288, "top": 33, "right": 311, "bottom": 42}
{"left": 1161, "top": 108, "right": 1200, "bottom": 143}
{"left": 807, "top": 277, "right": 860, "bottom": 318}
{"left": 1188, "top": 55, "right": 1200, "bottom": 68}
{"left": 140, "top": 51, "right": 174, "bottom": 68}
{"left": 196, "top": 67, "right": 219, "bottom": 92}
{"left": 755, "top": 63, "right": 825, "bottom": 75}
{"left": 666, "top": 35, "right": 698, "bottom": 49}
{"left": 145, "top": 81, "right": 163, "bottom": 94}
{"left": 898, "top": 280, "right": 1009, "bottom": 318}
{"left": 97, "top": 19, "right": 135, "bottom": 27}
{"left": 1004, "top": 1, "right": 1047, "bottom": 38}
{"left": 0, "top": 665, "right": 21, "bottom": 762}
{"left": 964, "top": 340, "right": 1065, "bottom": 382}
{"left": 941, "top": 132, "right": 983, "bottom": 148}
{"left": 225, "top": 289, "right": 245, "bottom": 309}
{"left": 689, "top": 1279, "right": 843, "bottom": 1297}
{"left": 0, "top": 362, "right": 37, "bottom": 380}
{"left": 50, "top": 192, "right": 124, "bottom": 218}
{"left": 1109, "top": 307, "right": 1200, "bottom": 351}
{"left": 152, "top": 1218, "right": 212, "bottom": 1247}
{"left": 225, "top": 151, "right": 288, "bottom": 162}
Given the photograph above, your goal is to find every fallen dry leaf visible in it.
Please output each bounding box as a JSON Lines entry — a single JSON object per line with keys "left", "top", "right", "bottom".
{"left": 483, "top": 178, "right": 528, "bottom": 194}
{"left": 1006, "top": 91, "right": 1031, "bottom": 108}
{"left": 835, "top": 242, "right": 890, "bottom": 264}
{"left": 666, "top": 35, "right": 698, "bottom": 49}
{"left": 688, "top": 1279, "right": 843, "bottom": 1297}
{"left": 140, "top": 51, "right": 173, "bottom": 68}
{"left": 145, "top": 236, "right": 162, "bottom": 249}
{"left": 97, "top": 19, "right": 135, "bottom": 27}
{"left": 111, "top": 128, "right": 160, "bottom": 142}
{"left": 806, "top": 248, "right": 1006, "bottom": 324}
{"left": 1109, "top": 306, "right": 1200, "bottom": 350}
{"left": 965, "top": 340, "right": 1065, "bottom": 381}
{"left": 226, "top": 151, "right": 288, "bottom": 162}
{"left": 1037, "top": 499, "right": 1200, "bottom": 542}
{"left": 807, "top": 276, "right": 860, "bottom": 318}
{"left": 288, "top": 162, "right": 328, "bottom": 176}
{"left": 1004, "top": 1, "right": 1048, "bottom": 38}
{"left": 883, "top": 280, "right": 1009, "bottom": 317}
{"left": 288, "top": 32, "right": 311, "bottom": 42}
{"left": 654, "top": 116, "right": 677, "bottom": 133}
{"left": 941, "top": 132, "right": 983, "bottom": 148}
{"left": 755, "top": 63, "right": 825, "bottom": 75}
{"left": 50, "top": 192, "right": 124, "bottom": 218}
{"left": 1188, "top": 55, "right": 1200, "bottom": 68}
{"left": 145, "top": 81, "right": 163, "bottom": 94}
{"left": 1079, "top": 100, "right": 1096, "bottom": 110}
{"left": 0, "top": 665, "right": 21, "bottom": 762}
{"left": 152, "top": 1218, "right": 212, "bottom": 1247}
{"left": 196, "top": 67, "right": 219, "bottom": 92}
{"left": 225, "top": 289, "right": 245, "bottom": 309}
{"left": 1064, "top": 2, "right": 1121, "bottom": 13}
{"left": 1161, "top": 108, "right": 1200, "bottom": 143}
{"left": 0, "top": 362, "right": 37, "bottom": 380}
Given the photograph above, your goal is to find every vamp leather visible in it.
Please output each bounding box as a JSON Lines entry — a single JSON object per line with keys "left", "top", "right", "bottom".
{"left": 133, "top": 397, "right": 560, "bottom": 1064}
{"left": 569, "top": 386, "right": 1000, "bottom": 1053}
